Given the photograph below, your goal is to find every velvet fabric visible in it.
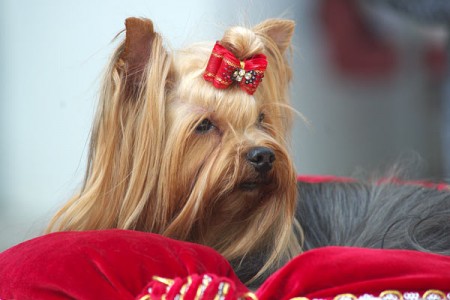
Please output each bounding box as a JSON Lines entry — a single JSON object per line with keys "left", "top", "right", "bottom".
{"left": 298, "top": 175, "right": 450, "bottom": 190}
{"left": 256, "top": 246, "right": 450, "bottom": 300}
{"left": 0, "top": 230, "right": 247, "bottom": 300}
{"left": 203, "top": 41, "right": 267, "bottom": 95}
{"left": 1, "top": 229, "right": 450, "bottom": 300}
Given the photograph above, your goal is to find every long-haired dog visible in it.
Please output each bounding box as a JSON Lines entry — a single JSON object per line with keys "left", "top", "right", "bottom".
{"left": 47, "top": 17, "right": 450, "bottom": 286}
{"left": 47, "top": 17, "right": 301, "bottom": 281}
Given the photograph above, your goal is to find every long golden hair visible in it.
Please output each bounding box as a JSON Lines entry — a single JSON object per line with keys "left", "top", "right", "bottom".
{"left": 47, "top": 18, "right": 301, "bottom": 282}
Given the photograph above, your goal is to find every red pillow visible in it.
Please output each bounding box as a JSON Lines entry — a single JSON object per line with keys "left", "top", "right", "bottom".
{"left": 1, "top": 229, "right": 450, "bottom": 300}
{"left": 257, "top": 246, "right": 450, "bottom": 300}
{"left": 297, "top": 174, "right": 450, "bottom": 190}
{"left": 0, "top": 229, "right": 248, "bottom": 300}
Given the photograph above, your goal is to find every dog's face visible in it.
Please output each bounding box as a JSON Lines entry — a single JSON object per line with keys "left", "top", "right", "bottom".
{"left": 48, "top": 18, "right": 301, "bottom": 279}
{"left": 166, "top": 61, "right": 294, "bottom": 240}
{"left": 161, "top": 23, "right": 298, "bottom": 253}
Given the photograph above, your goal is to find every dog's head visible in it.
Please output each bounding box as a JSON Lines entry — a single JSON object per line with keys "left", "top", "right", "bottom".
{"left": 48, "top": 18, "right": 301, "bottom": 280}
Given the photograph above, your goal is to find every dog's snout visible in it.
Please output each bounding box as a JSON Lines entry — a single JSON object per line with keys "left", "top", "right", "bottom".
{"left": 246, "top": 147, "right": 275, "bottom": 173}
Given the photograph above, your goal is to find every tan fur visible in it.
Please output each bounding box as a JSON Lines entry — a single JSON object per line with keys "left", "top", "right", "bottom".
{"left": 47, "top": 18, "right": 302, "bottom": 282}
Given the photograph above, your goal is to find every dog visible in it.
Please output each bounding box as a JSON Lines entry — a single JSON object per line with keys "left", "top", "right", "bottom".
{"left": 47, "top": 17, "right": 302, "bottom": 283}
{"left": 47, "top": 17, "right": 450, "bottom": 286}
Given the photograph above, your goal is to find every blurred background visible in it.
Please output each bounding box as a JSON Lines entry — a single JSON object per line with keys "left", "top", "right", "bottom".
{"left": 1, "top": 0, "right": 449, "bottom": 250}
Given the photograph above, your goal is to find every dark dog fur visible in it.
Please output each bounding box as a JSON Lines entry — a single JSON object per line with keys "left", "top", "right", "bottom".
{"left": 236, "top": 179, "right": 450, "bottom": 287}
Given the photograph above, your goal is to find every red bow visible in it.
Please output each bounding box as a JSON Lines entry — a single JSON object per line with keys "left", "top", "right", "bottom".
{"left": 203, "top": 42, "right": 267, "bottom": 95}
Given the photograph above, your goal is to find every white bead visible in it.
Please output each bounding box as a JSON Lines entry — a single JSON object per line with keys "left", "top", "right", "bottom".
{"left": 404, "top": 293, "right": 420, "bottom": 300}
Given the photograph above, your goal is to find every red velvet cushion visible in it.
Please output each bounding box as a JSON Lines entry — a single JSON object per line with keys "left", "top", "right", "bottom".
{"left": 257, "top": 246, "right": 450, "bottom": 300}
{"left": 1, "top": 229, "right": 450, "bottom": 300}
{"left": 297, "top": 175, "right": 450, "bottom": 190}
{"left": 0, "top": 229, "right": 247, "bottom": 300}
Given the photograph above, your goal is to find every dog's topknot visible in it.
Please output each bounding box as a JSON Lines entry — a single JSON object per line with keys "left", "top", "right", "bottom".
{"left": 220, "top": 26, "right": 264, "bottom": 60}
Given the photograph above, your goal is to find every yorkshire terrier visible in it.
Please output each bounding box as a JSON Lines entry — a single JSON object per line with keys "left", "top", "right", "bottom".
{"left": 47, "top": 17, "right": 450, "bottom": 286}
{"left": 47, "top": 17, "right": 302, "bottom": 282}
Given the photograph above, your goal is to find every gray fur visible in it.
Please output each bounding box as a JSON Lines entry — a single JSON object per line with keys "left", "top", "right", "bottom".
{"left": 235, "top": 180, "right": 450, "bottom": 286}
{"left": 297, "top": 181, "right": 450, "bottom": 254}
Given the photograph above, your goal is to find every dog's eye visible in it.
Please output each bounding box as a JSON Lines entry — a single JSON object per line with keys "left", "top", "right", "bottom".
{"left": 195, "top": 119, "right": 214, "bottom": 133}
{"left": 258, "top": 113, "right": 265, "bottom": 124}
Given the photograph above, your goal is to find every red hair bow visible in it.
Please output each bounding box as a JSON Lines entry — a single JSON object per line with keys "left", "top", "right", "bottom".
{"left": 203, "top": 42, "right": 267, "bottom": 95}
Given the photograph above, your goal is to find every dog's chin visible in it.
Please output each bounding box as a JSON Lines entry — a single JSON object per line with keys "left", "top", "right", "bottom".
{"left": 239, "top": 182, "right": 260, "bottom": 190}
{"left": 238, "top": 178, "right": 273, "bottom": 192}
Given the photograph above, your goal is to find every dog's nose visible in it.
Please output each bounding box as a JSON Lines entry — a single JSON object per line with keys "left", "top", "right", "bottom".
{"left": 246, "top": 147, "right": 275, "bottom": 173}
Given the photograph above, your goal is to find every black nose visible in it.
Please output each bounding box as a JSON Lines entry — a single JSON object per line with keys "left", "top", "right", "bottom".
{"left": 246, "top": 147, "right": 275, "bottom": 173}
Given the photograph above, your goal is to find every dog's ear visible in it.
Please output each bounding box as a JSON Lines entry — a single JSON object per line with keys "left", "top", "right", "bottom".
{"left": 118, "top": 17, "right": 159, "bottom": 98}
{"left": 253, "top": 19, "right": 295, "bottom": 54}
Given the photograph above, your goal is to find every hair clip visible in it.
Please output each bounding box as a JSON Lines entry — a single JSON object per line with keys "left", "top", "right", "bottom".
{"left": 204, "top": 42, "right": 267, "bottom": 95}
